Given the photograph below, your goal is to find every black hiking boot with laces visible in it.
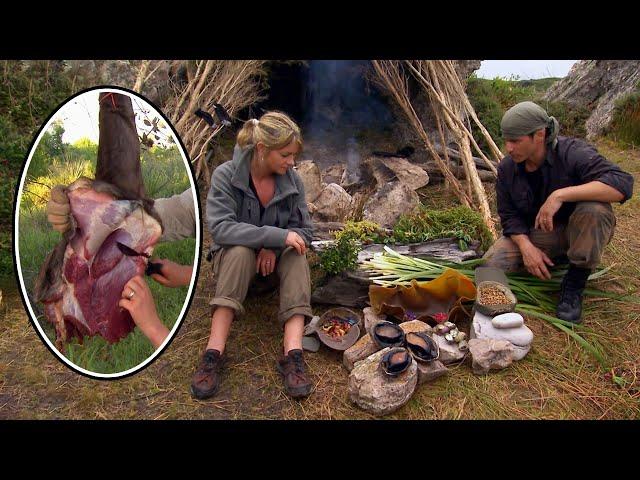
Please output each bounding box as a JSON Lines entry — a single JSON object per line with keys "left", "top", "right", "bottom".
{"left": 277, "top": 349, "right": 313, "bottom": 398}
{"left": 556, "top": 264, "right": 591, "bottom": 324}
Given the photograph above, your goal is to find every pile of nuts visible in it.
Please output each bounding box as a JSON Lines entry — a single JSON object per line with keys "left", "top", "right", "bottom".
{"left": 434, "top": 321, "right": 468, "bottom": 351}
{"left": 478, "top": 285, "right": 509, "bottom": 305}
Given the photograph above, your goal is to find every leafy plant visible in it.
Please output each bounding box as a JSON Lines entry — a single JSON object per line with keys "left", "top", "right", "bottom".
{"left": 318, "top": 235, "right": 360, "bottom": 275}
{"left": 608, "top": 88, "right": 640, "bottom": 147}
{"left": 391, "top": 205, "right": 493, "bottom": 251}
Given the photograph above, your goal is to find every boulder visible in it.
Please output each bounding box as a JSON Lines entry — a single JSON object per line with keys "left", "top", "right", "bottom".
{"left": 295, "top": 161, "right": 324, "bottom": 203}
{"left": 348, "top": 347, "right": 418, "bottom": 416}
{"left": 362, "top": 181, "right": 420, "bottom": 229}
{"left": 322, "top": 164, "right": 345, "bottom": 185}
{"left": 468, "top": 338, "right": 514, "bottom": 375}
{"left": 543, "top": 60, "right": 640, "bottom": 139}
{"left": 312, "top": 183, "right": 353, "bottom": 222}
{"left": 343, "top": 334, "right": 381, "bottom": 371}
{"left": 364, "top": 156, "right": 430, "bottom": 191}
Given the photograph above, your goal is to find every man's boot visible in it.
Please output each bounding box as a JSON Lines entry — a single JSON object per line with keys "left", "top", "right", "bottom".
{"left": 556, "top": 264, "right": 591, "bottom": 323}
{"left": 277, "top": 349, "right": 313, "bottom": 398}
{"left": 190, "top": 349, "right": 225, "bottom": 399}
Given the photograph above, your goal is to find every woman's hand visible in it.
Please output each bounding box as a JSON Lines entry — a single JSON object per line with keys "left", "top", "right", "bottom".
{"left": 149, "top": 258, "right": 192, "bottom": 287}
{"left": 285, "top": 231, "right": 307, "bottom": 255}
{"left": 256, "top": 248, "right": 277, "bottom": 276}
{"left": 119, "top": 275, "right": 169, "bottom": 349}
{"left": 46, "top": 185, "right": 71, "bottom": 233}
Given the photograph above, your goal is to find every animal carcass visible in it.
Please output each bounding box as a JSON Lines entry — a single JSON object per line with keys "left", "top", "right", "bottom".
{"left": 34, "top": 92, "right": 163, "bottom": 350}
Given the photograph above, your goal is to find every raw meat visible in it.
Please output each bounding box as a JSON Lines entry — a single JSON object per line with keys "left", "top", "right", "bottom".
{"left": 34, "top": 92, "right": 163, "bottom": 350}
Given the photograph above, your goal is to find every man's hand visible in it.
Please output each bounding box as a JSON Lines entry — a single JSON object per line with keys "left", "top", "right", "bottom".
{"left": 285, "top": 231, "right": 307, "bottom": 255}
{"left": 256, "top": 248, "right": 276, "bottom": 276}
{"left": 149, "top": 259, "right": 192, "bottom": 287}
{"left": 520, "top": 242, "right": 554, "bottom": 280}
{"left": 119, "top": 275, "right": 169, "bottom": 348}
{"left": 535, "top": 191, "right": 563, "bottom": 232}
{"left": 46, "top": 185, "right": 71, "bottom": 233}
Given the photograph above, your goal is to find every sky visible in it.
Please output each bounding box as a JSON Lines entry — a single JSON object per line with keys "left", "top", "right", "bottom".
{"left": 55, "top": 90, "right": 174, "bottom": 147}
{"left": 476, "top": 60, "right": 578, "bottom": 80}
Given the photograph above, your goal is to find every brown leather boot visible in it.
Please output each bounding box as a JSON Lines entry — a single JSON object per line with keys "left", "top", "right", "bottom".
{"left": 190, "top": 349, "right": 225, "bottom": 400}
{"left": 277, "top": 349, "right": 313, "bottom": 398}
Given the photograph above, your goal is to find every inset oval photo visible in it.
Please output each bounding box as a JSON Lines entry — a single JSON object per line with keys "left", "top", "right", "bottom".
{"left": 14, "top": 87, "right": 200, "bottom": 379}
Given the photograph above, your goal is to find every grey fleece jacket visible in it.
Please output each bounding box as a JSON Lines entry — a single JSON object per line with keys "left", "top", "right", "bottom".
{"left": 206, "top": 144, "right": 314, "bottom": 258}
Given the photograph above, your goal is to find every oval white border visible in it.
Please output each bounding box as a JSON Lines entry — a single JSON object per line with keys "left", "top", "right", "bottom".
{"left": 14, "top": 86, "right": 201, "bottom": 380}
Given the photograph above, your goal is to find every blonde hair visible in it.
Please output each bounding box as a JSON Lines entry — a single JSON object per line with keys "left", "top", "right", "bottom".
{"left": 237, "top": 111, "right": 303, "bottom": 153}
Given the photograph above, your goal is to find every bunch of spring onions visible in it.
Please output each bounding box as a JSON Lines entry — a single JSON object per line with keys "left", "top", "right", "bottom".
{"left": 361, "top": 246, "right": 638, "bottom": 368}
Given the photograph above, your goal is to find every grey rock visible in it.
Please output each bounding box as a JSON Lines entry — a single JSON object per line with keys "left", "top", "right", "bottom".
{"left": 416, "top": 360, "right": 448, "bottom": 384}
{"left": 399, "top": 320, "right": 433, "bottom": 336}
{"left": 468, "top": 338, "right": 514, "bottom": 375}
{"left": 343, "top": 333, "right": 381, "bottom": 371}
{"left": 312, "top": 183, "right": 353, "bottom": 222}
{"left": 303, "top": 315, "right": 321, "bottom": 336}
{"left": 364, "top": 156, "right": 430, "bottom": 191}
{"left": 363, "top": 307, "right": 387, "bottom": 336}
{"left": 362, "top": 181, "right": 420, "bottom": 229}
{"left": 543, "top": 60, "right": 640, "bottom": 139}
{"left": 492, "top": 312, "right": 525, "bottom": 329}
{"left": 321, "top": 164, "right": 345, "bottom": 185}
{"left": 348, "top": 347, "right": 418, "bottom": 416}
{"left": 472, "top": 310, "right": 534, "bottom": 348}
{"left": 302, "top": 335, "right": 320, "bottom": 352}
{"left": 295, "top": 161, "right": 324, "bottom": 203}
{"left": 432, "top": 333, "right": 466, "bottom": 364}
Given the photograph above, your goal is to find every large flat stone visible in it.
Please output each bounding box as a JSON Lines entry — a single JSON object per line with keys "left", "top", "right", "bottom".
{"left": 399, "top": 320, "right": 433, "bottom": 336}
{"left": 432, "top": 333, "right": 466, "bottom": 364}
{"left": 348, "top": 347, "right": 418, "bottom": 416}
{"left": 343, "top": 333, "right": 381, "bottom": 372}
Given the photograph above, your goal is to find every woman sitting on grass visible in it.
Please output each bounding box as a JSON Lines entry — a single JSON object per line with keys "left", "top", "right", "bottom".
{"left": 191, "top": 111, "right": 314, "bottom": 400}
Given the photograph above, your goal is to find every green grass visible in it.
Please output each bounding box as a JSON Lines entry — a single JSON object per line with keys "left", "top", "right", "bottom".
{"left": 608, "top": 88, "right": 640, "bottom": 147}
{"left": 465, "top": 75, "right": 590, "bottom": 153}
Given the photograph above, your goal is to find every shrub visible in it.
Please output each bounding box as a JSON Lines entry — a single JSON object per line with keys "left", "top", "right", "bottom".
{"left": 608, "top": 89, "right": 640, "bottom": 147}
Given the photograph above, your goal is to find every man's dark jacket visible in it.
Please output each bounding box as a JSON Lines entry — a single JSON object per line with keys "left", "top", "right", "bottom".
{"left": 496, "top": 136, "right": 634, "bottom": 236}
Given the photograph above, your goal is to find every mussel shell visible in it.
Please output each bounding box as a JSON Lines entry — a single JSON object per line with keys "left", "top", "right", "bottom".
{"left": 373, "top": 322, "right": 405, "bottom": 348}
{"left": 455, "top": 332, "right": 467, "bottom": 343}
{"left": 444, "top": 321, "right": 456, "bottom": 329}
{"left": 435, "top": 324, "right": 450, "bottom": 335}
{"left": 449, "top": 328, "right": 459, "bottom": 338}
{"left": 381, "top": 347, "right": 412, "bottom": 376}
{"left": 406, "top": 332, "right": 439, "bottom": 362}
{"left": 458, "top": 340, "right": 469, "bottom": 351}
{"left": 444, "top": 333, "right": 455, "bottom": 343}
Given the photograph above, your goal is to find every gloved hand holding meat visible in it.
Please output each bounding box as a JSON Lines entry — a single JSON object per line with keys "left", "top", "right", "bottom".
{"left": 34, "top": 92, "right": 164, "bottom": 351}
